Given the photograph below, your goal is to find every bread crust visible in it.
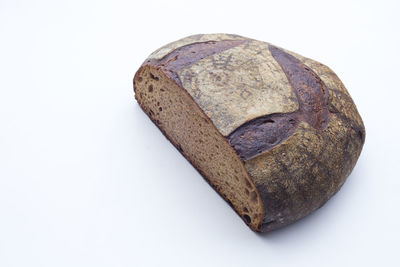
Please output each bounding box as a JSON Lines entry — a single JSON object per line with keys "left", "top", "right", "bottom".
{"left": 134, "top": 34, "right": 365, "bottom": 232}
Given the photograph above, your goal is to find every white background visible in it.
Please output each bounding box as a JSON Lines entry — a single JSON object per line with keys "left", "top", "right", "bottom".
{"left": 0, "top": 0, "right": 399, "bottom": 266}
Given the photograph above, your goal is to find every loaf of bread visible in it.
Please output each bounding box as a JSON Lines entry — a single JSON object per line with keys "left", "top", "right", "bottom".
{"left": 133, "top": 34, "right": 365, "bottom": 232}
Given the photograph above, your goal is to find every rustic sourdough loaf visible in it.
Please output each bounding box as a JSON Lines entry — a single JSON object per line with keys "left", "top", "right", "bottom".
{"left": 133, "top": 34, "right": 365, "bottom": 232}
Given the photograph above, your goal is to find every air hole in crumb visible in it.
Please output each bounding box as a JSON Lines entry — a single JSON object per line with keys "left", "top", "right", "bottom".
{"left": 148, "top": 85, "right": 153, "bottom": 92}
{"left": 243, "top": 214, "right": 251, "bottom": 224}
{"left": 157, "top": 102, "right": 160, "bottom": 106}
{"left": 137, "top": 77, "right": 143, "bottom": 82}
{"left": 159, "top": 107, "right": 162, "bottom": 112}
{"left": 149, "top": 109, "right": 155, "bottom": 116}
{"left": 150, "top": 73, "right": 159, "bottom": 80}
{"left": 243, "top": 207, "right": 249, "bottom": 213}
{"left": 160, "top": 88, "right": 165, "bottom": 92}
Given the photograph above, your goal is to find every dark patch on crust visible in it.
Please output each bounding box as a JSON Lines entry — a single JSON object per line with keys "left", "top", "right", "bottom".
{"left": 269, "top": 45, "right": 330, "bottom": 130}
{"left": 228, "top": 113, "right": 299, "bottom": 160}
{"left": 227, "top": 45, "right": 330, "bottom": 161}
{"left": 144, "top": 39, "right": 247, "bottom": 86}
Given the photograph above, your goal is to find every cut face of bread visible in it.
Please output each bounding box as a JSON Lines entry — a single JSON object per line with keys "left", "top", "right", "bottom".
{"left": 133, "top": 34, "right": 365, "bottom": 233}
{"left": 134, "top": 66, "right": 264, "bottom": 230}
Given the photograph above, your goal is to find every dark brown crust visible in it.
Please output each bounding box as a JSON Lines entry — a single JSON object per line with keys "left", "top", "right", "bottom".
{"left": 227, "top": 45, "right": 330, "bottom": 161}
{"left": 144, "top": 40, "right": 247, "bottom": 87}
{"left": 241, "top": 46, "right": 365, "bottom": 232}
{"left": 255, "top": 109, "right": 365, "bottom": 232}
{"left": 269, "top": 45, "right": 330, "bottom": 129}
{"left": 227, "top": 113, "right": 299, "bottom": 161}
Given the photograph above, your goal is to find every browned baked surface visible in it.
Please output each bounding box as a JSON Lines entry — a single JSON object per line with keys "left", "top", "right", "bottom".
{"left": 133, "top": 34, "right": 365, "bottom": 232}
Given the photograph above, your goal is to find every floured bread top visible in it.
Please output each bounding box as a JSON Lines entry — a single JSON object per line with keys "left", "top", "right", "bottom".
{"left": 145, "top": 34, "right": 299, "bottom": 136}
